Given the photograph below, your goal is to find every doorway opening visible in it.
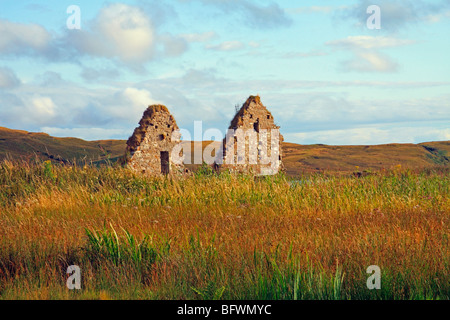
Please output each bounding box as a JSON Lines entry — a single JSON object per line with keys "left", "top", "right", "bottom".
{"left": 160, "top": 151, "right": 170, "bottom": 174}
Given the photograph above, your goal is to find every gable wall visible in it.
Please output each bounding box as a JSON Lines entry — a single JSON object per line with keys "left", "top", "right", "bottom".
{"left": 127, "top": 108, "right": 184, "bottom": 175}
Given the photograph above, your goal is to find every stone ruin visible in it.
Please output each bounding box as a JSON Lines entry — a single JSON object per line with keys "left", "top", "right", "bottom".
{"left": 125, "top": 105, "right": 184, "bottom": 176}
{"left": 125, "top": 96, "right": 283, "bottom": 176}
{"left": 215, "top": 95, "right": 284, "bottom": 175}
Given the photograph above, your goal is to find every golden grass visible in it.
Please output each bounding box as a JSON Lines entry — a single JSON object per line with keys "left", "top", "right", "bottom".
{"left": 0, "top": 161, "right": 448, "bottom": 299}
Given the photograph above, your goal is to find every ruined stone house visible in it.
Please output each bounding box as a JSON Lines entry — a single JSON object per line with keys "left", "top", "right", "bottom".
{"left": 125, "top": 105, "right": 184, "bottom": 176}
{"left": 215, "top": 95, "right": 284, "bottom": 175}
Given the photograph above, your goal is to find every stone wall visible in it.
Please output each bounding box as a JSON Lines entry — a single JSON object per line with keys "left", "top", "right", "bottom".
{"left": 217, "top": 95, "right": 284, "bottom": 175}
{"left": 126, "top": 105, "right": 185, "bottom": 176}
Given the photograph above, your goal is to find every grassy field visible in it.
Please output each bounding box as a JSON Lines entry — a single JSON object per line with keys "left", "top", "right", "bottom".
{"left": 0, "top": 160, "right": 448, "bottom": 300}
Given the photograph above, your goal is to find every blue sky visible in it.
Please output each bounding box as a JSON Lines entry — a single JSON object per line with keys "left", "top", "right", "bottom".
{"left": 0, "top": 0, "right": 449, "bottom": 144}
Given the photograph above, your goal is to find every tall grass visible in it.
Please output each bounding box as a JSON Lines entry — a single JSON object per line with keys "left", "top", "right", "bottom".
{"left": 84, "top": 225, "right": 169, "bottom": 269}
{"left": 0, "top": 160, "right": 448, "bottom": 299}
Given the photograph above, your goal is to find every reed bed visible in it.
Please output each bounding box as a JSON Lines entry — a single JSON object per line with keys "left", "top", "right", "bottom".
{"left": 0, "top": 160, "right": 448, "bottom": 299}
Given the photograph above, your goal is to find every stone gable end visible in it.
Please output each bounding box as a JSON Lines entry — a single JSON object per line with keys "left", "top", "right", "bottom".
{"left": 126, "top": 105, "right": 184, "bottom": 176}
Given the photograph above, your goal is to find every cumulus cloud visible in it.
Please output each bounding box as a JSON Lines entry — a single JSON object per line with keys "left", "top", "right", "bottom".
{"left": 342, "top": 0, "right": 450, "bottom": 31}
{"left": 26, "top": 96, "right": 62, "bottom": 126}
{"left": 66, "top": 87, "right": 163, "bottom": 129}
{"left": 0, "top": 70, "right": 164, "bottom": 134}
{"left": 0, "top": 94, "right": 62, "bottom": 128}
{"left": 121, "top": 87, "right": 160, "bottom": 110}
{"left": 31, "top": 97, "right": 57, "bottom": 117}
{"left": 1, "top": 67, "right": 449, "bottom": 143}
{"left": 0, "top": 19, "right": 52, "bottom": 56}
{"left": 239, "top": 1, "right": 292, "bottom": 29}
{"left": 276, "top": 94, "right": 450, "bottom": 129}
{"left": 0, "top": 3, "right": 188, "bottom": 69}
{"left": 80, "top": 67, "right": 120, "bottom": 82}
{"left": 0, "top": 67, "right": 21, "bottom": 88}
{"left": 69, "top": 4, "right": 155, "bottom": 65}
{"left": 327, "top": 36, "right": 415, "bottom": 73}
{"left": 34, "top": 71, "right": 69, "bottom": 87}
{"left": 0, "top": 92, "right": 25, "bottom": 127}
{"left": 67, "top": 3, "right": 189, "bottom": 68}
{"left": 159, "top": 34, "right": 188, "bottom": 57}
{"left": 193, "top": 0, "right": 292, "bottom": 29}
{"left": 136, "top": 0, "right": 180, "bottom": 26}
{"left": 286, "top": 125, "right": 450, "bottom": 145}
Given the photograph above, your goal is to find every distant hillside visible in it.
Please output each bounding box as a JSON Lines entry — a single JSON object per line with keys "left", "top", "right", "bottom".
{"left": 282, "top": 141, "right": 449, "bottom": 176}
{"left": 0, "top": 127, "right": 126, "bottom": 164}
{"left": 0, "top": 126, "right": 448, "bottom": 176}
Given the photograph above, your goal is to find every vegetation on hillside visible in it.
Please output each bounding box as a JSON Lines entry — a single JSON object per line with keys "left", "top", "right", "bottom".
{"left": 0, "top": 127, "right": 125, "bottom": 165}
{"left": 1, "top": 127, "right": 449, "bottom": 175}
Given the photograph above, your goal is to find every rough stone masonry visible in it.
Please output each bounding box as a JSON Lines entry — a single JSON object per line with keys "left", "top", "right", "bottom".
{"left": 126, "top": 96, "right": 283, "bottom": 176}
{"left": 125, "top": 105, "right": 185, "bottom": 176}
{"left": 215, "top": 95, "right": 284, "bottom": 175}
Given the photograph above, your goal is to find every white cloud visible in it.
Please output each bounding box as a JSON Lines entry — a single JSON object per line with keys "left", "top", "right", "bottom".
{"left": 193, "top": 0, "right": 292, "bottom": 29}
{"left": 66, "top": 3, "right": 191, "bottom": 68}
{"left": 342, "top": 0, "right": 450, "bottom": 31}
{"left": 327, "top": 36, "right": 415, "bottom": 73}
{"left": 0, "top": 4, "right": 187, "bottom": 68}
{"left": 13, "top": 96, "right": 62, "bottom": 126}
{"left": 327, "top": 36, "right": 416, "bottom": 49}
{"left": 41, "top": 127, "right": 130, "bottom": 141}
{"left": 283, "top": 51, "right": 328, "bottom": 59}
{"left": 0, "top": 19, "right": 51, "bottom": 55}
{"left": 159, "top": 34, "right": 188, "bottom": 57}
{"left": 206, "top": 41, "right": 245, "bottom": 51}
{"left": 80, "top": 67, "right": 120, "bottom": 81}
{"left": 0, "top": 67, "right": 21, "bottom": 88}
{"left": 30, "top": 97, "right": 57, "bottom": 117}
{"left": 122, "top": 87, "right": 160, "bottom": 108}
{"left": 70, "top": 4, "right": 155, "bottom": 64}
{"left": 425, "top": 10, "right": 450, "bottom": 23}
{"left": 1, "top": 68, "right": 448, "bottom": 143}
{"left": 286, "top": 125, "right": 450, "bottom": 145}
{"left": 103, "top": 87, "right": 163, "bottom": 124}
{"left": 342, "top": 51, "right": 399, "bottom": 73}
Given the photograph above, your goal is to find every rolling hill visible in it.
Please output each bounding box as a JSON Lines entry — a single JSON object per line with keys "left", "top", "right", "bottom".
{"left": 0, "top": 127, "right": 126, "bottom": 164}
{"left": 0, "top": 126, "right": 448, "bottom": 176}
